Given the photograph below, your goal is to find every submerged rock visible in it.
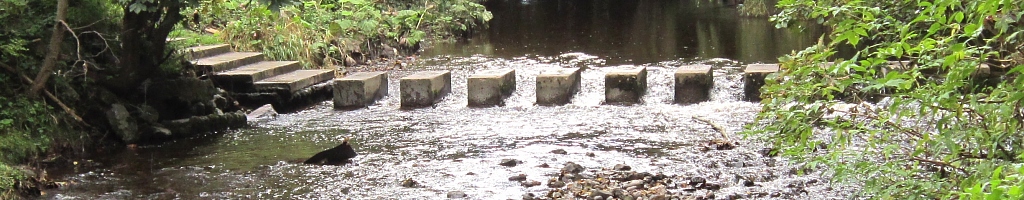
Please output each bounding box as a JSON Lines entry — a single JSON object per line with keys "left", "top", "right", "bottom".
{"left": 562, "top": 162, "right": 585, "bottom": 174}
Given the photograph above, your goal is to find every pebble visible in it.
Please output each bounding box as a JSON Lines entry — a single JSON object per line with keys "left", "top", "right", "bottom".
{"left": 551, "top": 149, "right": 568, "bottom": 154}
{"left": 401, "top": 178, "right": 420, "bottom": 188}
{"left": 523, "top": 180, "right": 542, "bottom": 187}
{"left": 446, "top": 191, "right": 467, "bottom": 198}
{"left": 499, "top": 159, "right": 520, "bottom": 167}
{"left": 548, "top": 179, "right": 566, "bottom": 188}
{"left": 537, "top": 163, "right": 550, "bottom": 168}
{"left": 586, "top": 152, "right": 596, "bottom": 157}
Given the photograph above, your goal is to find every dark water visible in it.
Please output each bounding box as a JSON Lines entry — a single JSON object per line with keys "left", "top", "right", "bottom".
{"left": 426, "top": 0, "right": 825, "bottom": 65}
{"left": 45, "top": 1, "right": 850, "bottom": 199}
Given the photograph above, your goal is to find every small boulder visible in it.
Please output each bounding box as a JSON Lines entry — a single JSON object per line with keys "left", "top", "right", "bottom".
{"left": 522, "top": 180, "right": 542, "bottom": 187}
{"left": 509, "top": 174, "right": 527, "bottom": 182}
{"left": 550, "top": 149, "right": 568, "bottom": 154}
{"left": 613, "top": 164, "right": 631, "bottom": 171}
{"left": 585, "top": 152, "right": 596, "bottom": 157}
{"left": 106, "top": 104, "right": 139, "bottom": 143}
{"left": 246, "top": 104, "right": 277, "bottom": 120}
{"left": 561, "top": 162, "right": 585, "bottom": 174}
{"left": 499, "top": 159, "right": 520, "bottom": 167}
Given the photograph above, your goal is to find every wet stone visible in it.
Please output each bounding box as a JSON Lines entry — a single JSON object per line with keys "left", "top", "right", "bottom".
{"left": 467, "top": 69, "right": 516, "bottom": 107}
{"left": 586, "top": 152, "right": 596, "bottom": 157}
{"left": 537, "top": 163, "right": 550, "bottom": 168}
{"left": 447, "top": 191, "right": 467, "bottom": 198}
{"left": 522, "top": 180, "right": 542, "bottom": 187}
{"left": 562, "top": 162, "right": 585, "bottom": 174}
{"left": 547, "top": 179, "right": 566, "bottom": 188}
{"left": 333, "top": 72, "right": 388, "bottom": 109}
{"left": 400, "top": 71, "right": 452, "bottom": 108}
{"left": 613, "top": 164, "right": 632, "bottom": 171}
{"left": 401, "top": 178, "right": 420, "bottom": 188}
{"left": 499, "top": 159, "right": 520, "bottom": 167}
{"left": 604, "top": 66, "right": 647, "bottom": 104}
{"left": 675, "top": 64, "right": 714, "bottom": 104}
{"left": 536, "top": 68, "right": 582, "bottom": 105}
{"left": 550, "top": 149, "right": 568, "bottom": 154}
{"left": 743, "top": 64, "right": 779, "bottom": 101}
{"left": 509, "top": 174, "right": 528, "bottom": 182}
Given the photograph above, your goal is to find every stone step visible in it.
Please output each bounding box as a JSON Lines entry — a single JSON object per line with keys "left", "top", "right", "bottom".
{"left": 254, "top": 69, "right": 336, "bottom": 92}
{"left": 212, "top": 61, "right": 302, "bottom": 92}
{"left": 536, "top": 68, "right": 582, "bottom": 105}
{"left": 743, "top": 64, "right": 780, "bottom": 101}
{"left": 400, "top": 71, "right": 452, "bottom": 108}
{"left": 605, "top": 66, "right": 647, "bottom": 104}
{"left": 674, "top": 64, "right": 714, "bottom": 104}
{"left": 185, "top": 44, "right": 230, "bottom": 59}
{"left": 193, "top": 52, "right": 264, "bottom": 73}
{"left": 333, "top": 72, "right": 389, "bottom": 109}
{"left": 468, "top": 69, "right": 516, "bottom": 107}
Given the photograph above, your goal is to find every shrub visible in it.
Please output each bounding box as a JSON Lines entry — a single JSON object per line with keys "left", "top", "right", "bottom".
{"left": 747, "top": 0, "right": 1024, "bottom": 198}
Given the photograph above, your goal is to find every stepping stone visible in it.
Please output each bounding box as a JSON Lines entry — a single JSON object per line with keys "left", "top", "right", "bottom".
{"left": 193, "top": 52, "right": 264, "bottom": 72}
{"left": 467, "top": 69, "right": 516, "bottom": 107}
{"left": 536, "top": 68, "right": 582, "bottom": 105}
{"left": 254, "top": 69, "right": 335, "bottom": 92}
{"left": 184, "top": 44, "right": 230, "bottom": 59}
{"left": 212, "top": 61, "right": 302, "bottom": 92}
{"left": 400, "top": 71, "right": 452, "bottom": 108}
{"left": 605, "top": 66, "right": 647, "bottom": 104}
{"left": 333, "top": 72, "right": 389, "bottom": 109}
{"left": 743, "top": 64, "right": 779, "bottom": 101}
{"left": 675, "top": 64, "right": 713, "bottom": 104}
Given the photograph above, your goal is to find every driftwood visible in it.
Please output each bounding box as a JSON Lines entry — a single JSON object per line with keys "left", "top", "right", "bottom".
{"left": 0, "top": 62, "right": 89, "bottom": 127}
{"left": 693, "top": 116, "right": 730, "bottom": 141}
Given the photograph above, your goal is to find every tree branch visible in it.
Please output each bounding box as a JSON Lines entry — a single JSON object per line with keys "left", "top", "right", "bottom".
{"left": 30, "top": 0, "right": 70, "bottom": 98}
{"left": 0, "top": 62, "right": 89, "bottom": 128}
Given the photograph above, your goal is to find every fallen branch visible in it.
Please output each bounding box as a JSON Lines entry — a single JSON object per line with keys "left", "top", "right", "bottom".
{"left": 693, "top": 116, "right": 730, "bottom": 141}
{"left": 0, "top": 62, "right": 90, "bottom": 127}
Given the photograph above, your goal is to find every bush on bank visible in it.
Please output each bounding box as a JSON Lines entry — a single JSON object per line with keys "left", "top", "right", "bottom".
{"left": 180, "top": 0, "right": 492, "bottom": 68}
{"left": 746, "top": 0, "right": 1023, "bottom": 198}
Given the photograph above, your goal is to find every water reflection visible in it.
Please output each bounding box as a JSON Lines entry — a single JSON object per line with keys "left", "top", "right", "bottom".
{"left": 425, "top": 0, "right": 826, "bottom": 64}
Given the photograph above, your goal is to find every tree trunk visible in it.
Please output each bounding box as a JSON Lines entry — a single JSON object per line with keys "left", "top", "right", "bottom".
{"left": 30, "top": 0, "right": 69, "bottom": 98}
{"left": 112, "top": 0, "right": 182, "bottom": 94}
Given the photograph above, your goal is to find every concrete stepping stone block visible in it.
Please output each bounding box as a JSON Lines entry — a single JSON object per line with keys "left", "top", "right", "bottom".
{"left": 194, "top": 52, "right": 264, "bottom": 72}
{"left": 184, "top": 44, "right": 229, "bottom": 59}
{"left": 333, "top": 72, "right": 388, "bottom": 109}
{"left": 400, "top": 71, "right": 452, "bottom": 108}
{"left": 674, "top": 64, "right": 713, "bottom": 104}
{"left": 468, "top": 69, "right": 516, "bottom": 107}
{"left": 212, "top": 61, "right": 302, "bottom": 92}
{"left": 605, "top": 66, "right": 647, "bottom": 104}
{"left": 255, "top": 69, "right": 335, "bottom": 92}
{"left": 536, "top": 68, "right": 582, "bottom": 105}
{"left": 743, "top": 64, "right": 780, "bottom": 101}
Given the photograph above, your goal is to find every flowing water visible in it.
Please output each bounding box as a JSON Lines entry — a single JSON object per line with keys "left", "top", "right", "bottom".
{"left": 46, "top": 0, "right": 852, "bottom": 199}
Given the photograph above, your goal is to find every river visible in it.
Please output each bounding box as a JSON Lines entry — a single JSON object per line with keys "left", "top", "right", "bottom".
{"left": 45, "top": 0, "right": 851, "bottom": 199}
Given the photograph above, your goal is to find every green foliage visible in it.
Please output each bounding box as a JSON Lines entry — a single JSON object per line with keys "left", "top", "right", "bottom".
{"left": 747, "top": 0, "right": 1024, "bottom": 198}
{"left": 203, "top": 0, "right": 491, "bottom": 68}
{"left": 740, "top": 0, "right": 772, "bottom": 17}
{"left": 0, "top": 163, "right": 23, "bottom": 199}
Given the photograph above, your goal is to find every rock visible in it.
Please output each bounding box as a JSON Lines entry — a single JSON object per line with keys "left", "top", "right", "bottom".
{"left": 742, "top": 179, "right": 755, "bottom": 187}
{"left": 106, "top": 104, "right": 140, "bottom": 143}
{"left": 650, "top": 194, "right": 669, "bottom": 200}
{"left": 401, "top": 178, "right": 420, "bottom": 188}
{"left": 137, "top": 105, "right": 160, "bottom": 123}
{"left": 562, "top": 162, "right": 585, "bottom": 174}
{"left": 150, "top": 125, "right": 172, "bottom": 137}
{"left": 622, "top": 180, "right": 644, "bottom": 189}
{"left": 758, "top": 148, "right": 777, "bottom": 157}
{"left": 613, "top": 164, "right": 631, "bottom": 171}
{"left": 550, "top": 149, "right": 568, "bottom": 154}
{"left": 586, "top": 152, "right": 596, "bottom": 157}
{"left": 447, "top": 191, "right": 467, "bottom": 198}
{"left": 522, "top": 193, "right": 536, "bottom": 200}
{"left": 537, "top": 163, "right": 550, "bottom": 168}
{"left": 522, "top": 180, "right": 542, "bottom": 187}
{"left": 499, "top": 159, "right": 520, "bottom": 167}
{"left": 612, "top": 188, "right": 627, "bottom": 198}
{"left": 589, "top": 189, "right": 612, "bottom": 199}
{"left": 547, "top": 179, "right": 566, "bottom": 188}
{"left": 509, "top": 174, "right": 528, "bottom": 182}
{"left": 551, "top": 191, "right": 563, "bottom": 198}
{"left": 689, "top": 177, "right": 707, "bottom": 186}
{"left": 344, "top": 56, "right": 358, "bottom": 67}
{"left": 212, "top": 94, "right": 228, "bottom": 110}
{"left": 246, "top": 104, "right": 277, "bottom": 120}
{"left": 650, "top": 185, "right": 667, "bottom": 195}
{"left": 466, "top": 172, "right": 476, "bottom": 175}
